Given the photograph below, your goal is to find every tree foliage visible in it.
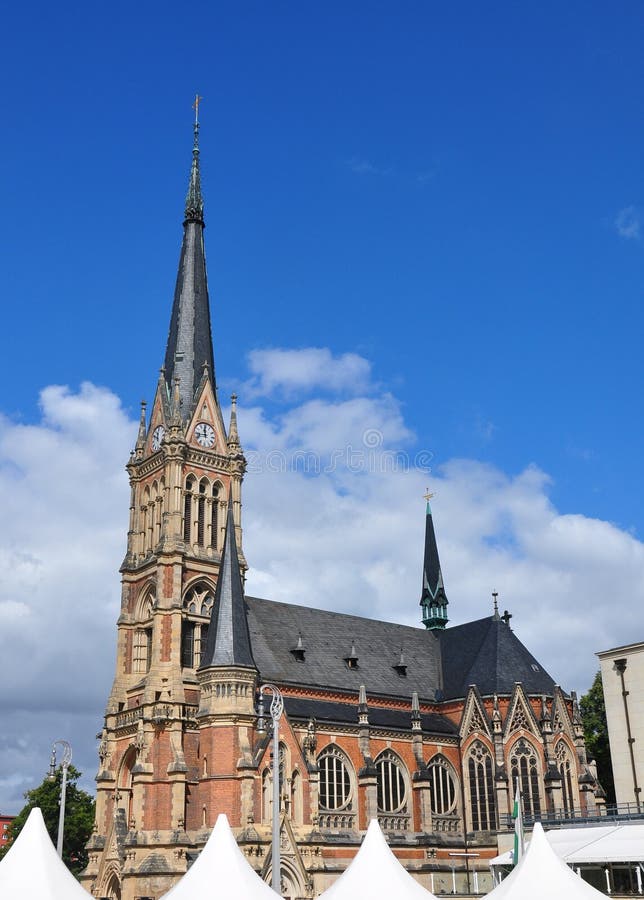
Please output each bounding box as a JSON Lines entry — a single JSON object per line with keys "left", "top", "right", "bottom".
{"left": 0, "top": 765, "right": 95, "bottom": 876}
{"left": 579, "top": 670, "right": 616, "bottom": 805}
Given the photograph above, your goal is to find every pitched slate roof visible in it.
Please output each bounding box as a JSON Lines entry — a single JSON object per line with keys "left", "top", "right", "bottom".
{"left": 163, "top": 122, "right": 216, "bottom": 420}
{"left": 283, "top": 695, "right": 457, "bottom": 736}
{"left": 244, "top": 598, "right": 557, "bottom": 704}
{"left": 246, "top": 596, "right": 443, "bottom": 700}
{"left": 439, "top": 615, "right": 558, "bottom": 700}
{"left": 200, "top": 506, "right": 256, "bottom": 670}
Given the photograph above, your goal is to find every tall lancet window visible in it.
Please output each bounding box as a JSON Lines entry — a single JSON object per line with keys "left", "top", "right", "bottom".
{"left": 467, "top": 741, "right": 496, "bottom": 831}
{"left": 555, "top": 740, "right": 575, "bottom": 815}
{"left": 211, "top": 483, "right": 220, "bottom": 549}
{"left": 197, "top": 479, "right": 207, "bottom": 546}
{"left": 183, "top": 476, "right": 195, "bottom": 543}
{"left": 510, "top": 739, "right": 542, "bottom": 819}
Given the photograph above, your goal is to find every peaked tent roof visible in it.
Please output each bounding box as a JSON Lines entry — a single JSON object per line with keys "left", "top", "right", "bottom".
{"left": 163, "top": 121, "right": 216, "bottom": 420}
{"left": 0, "top": 806, "right": 91, "bottom": 900}
{"left": 159, "top": 813, "right": 277, "bottom": 900}
{"left": 439, "top": 616, "right": 557, "bottom": 699}
{"left": 317, "top": 818, "right": 438, "bottom": 900}
{"left": 200, "top": 504, "right": 256, "bottom": 669}
{"left": 486, "top": 822, "right": 607, "bottom": 900}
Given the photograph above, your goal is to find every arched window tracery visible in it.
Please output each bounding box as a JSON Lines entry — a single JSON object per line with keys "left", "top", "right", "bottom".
{"left": 317, "top": 746, "right": 354, "bottom": 812}
{"left": 132, "top": 589, "right": 154, "bottom": 674}
{"left": 182, "top": 475, "right": 225, "bottom": 551}
{"left": 510, "top": 738, "right": 542, "bottom": 819}
{"left": 181, "top": 582, "right": 214, "bottom": 668}
{"left": 375, "top": 750, "right": 408, "bottom": 814}
{"left": 467, "top": 740, "right": 496, "bottom": 831}
{"left": 426, "top": 754, "right": 458, "bottom": 815}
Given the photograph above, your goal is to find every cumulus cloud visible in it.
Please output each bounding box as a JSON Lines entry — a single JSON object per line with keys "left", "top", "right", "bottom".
{"left": 1, "top": 356, "right": 643, "bottom": 811}
{"left": 0, "top": 383, "right": 134, "bottom": 811}
{"left": 615, "top": 206, "right": 641, "bottom": 240}
{"left": 243, "top": 347, "right": 373, "bottom": 399}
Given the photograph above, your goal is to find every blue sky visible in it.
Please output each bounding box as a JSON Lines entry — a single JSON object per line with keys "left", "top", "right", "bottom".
{"left": 2, "top": 2, "right": 644, "bottom": 811}
{"left": 3, "top": 1, "right": 644, "bottom": 527}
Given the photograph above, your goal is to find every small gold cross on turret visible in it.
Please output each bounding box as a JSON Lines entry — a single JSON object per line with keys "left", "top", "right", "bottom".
{"left": 192, "top": 94, "right": 203, "bottom": 124}
{"left": 423, "top": 488, "right": 435, "bottom": 502}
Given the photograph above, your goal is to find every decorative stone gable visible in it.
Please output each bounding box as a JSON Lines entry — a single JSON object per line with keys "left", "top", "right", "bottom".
{"left": 460, "top": 686, "right": 491, "bottom": 739}
{"left": 503, "top": 684, "right": 540, "bottom": 740}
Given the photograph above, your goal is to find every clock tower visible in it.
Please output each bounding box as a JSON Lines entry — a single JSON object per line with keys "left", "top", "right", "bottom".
{"left": 84, "top": 115, "right": 247, "bottom": 900}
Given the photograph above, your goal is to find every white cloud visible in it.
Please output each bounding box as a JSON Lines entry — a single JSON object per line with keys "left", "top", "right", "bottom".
{"left": 243, "top": 347, "right": 373, "bottom": 398}
{"left": 2, "top": 359, "right": 644, "bottom": 812}
{"left": 615, "top": 206, "right": 641, "bottom": 240}
{"left": 0, "top": 383, "right": 134, "bottom": 810}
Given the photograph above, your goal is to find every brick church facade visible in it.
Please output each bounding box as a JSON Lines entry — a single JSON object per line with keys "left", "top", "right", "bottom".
{"left": 81, "top": 119, "right": 603, "bottom": 900}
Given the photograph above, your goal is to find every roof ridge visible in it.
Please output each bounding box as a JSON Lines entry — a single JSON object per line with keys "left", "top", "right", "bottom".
{"left": 245, "top": 595, "right": 429, "bottom": 633}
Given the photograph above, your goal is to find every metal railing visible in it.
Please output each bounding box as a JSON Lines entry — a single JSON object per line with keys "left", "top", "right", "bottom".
{"left": 499, "top": 802, "right": 644, "bottom": 829}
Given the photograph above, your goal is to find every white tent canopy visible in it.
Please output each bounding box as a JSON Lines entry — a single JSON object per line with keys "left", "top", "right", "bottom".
{"left": 0, "top": 806, "right": 91, "bottom": 900}
{"left": 486, "top": 822, "right": 608, "bottom": 900}
{"left": 491, "top": 822, "right": 644, "bottom": 866}
{"left": 159, "top": 813, "right": 277, "bottom": 900}
{"left": 318, "top": 818, "right": 438, "bottom": 900}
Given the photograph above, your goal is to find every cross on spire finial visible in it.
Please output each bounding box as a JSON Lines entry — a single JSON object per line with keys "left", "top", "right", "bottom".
{"left": 192, "top": 93, "right": 203, "bottom": 125}
{"left": 424, "top": 488, "right": 435, "bottom": 502}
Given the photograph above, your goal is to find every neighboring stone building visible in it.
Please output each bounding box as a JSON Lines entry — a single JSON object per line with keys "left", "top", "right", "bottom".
{"left": 81, "top": 119, "right": 602, "bottom": 900}
{"left": 598, "top": 642, "right": 644, "bottom": 810}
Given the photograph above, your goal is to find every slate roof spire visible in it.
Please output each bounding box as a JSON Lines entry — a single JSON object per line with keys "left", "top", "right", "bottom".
{"left": 419, "top": 493, "right": 449, "bottom": 630}
{"left": 163, "top": 101, "right": 216, "bottom": 421}
{"left": 200, "top": 502, "right": 256, "bottom": 669}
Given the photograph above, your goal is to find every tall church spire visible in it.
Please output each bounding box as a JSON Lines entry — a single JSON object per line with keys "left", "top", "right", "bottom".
{"left": 163, "top": 103, "right": 216, "bottom": 420}
{"left": 419, "top": 494, "right": 449, "bottom": 630}
{"left": 200, "top": 503, "right": 255, "bottom": 669}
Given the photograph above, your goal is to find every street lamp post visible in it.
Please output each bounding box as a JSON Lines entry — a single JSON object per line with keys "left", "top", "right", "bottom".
{"left": 258, "top": 683, "right": 284, "bottom": 895}
{"left": 48, "top": 739, "right": 72, "bottom": 857}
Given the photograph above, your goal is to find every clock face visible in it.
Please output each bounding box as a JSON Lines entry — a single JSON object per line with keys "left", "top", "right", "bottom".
{"left": 195, "top": 422, "right": 216, "bottom": 448}
{"left": 152, "top": 425, "right": 165, "bottom": 451}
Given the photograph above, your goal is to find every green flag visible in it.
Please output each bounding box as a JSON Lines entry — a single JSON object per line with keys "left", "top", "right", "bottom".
{"left": 512, "top": 781, "right": 524, "bottom": 866}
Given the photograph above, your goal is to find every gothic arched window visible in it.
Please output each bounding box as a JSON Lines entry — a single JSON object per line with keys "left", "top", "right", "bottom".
{"left": 197, "top": 479, "right": 207, "bottom": 546}
{"left": 181, "top": 583, "right": 214, "bottom": 668}
{"left": 467, "top": 741, "right": 496, "bottom": 831}
{"left": 262, "top": 768, "right": 272, "bottom": 823}
{"left": 555, "top": 740, "right": 575, "bottom": 815}
{"left": 141, "top": 485, "right": 150, "bottom": 553}
{"left": 211, "top": 483, "right": 221, "bottom": 549}
{"left": 182, "top": 476, "right": 224, "bottom": 551}
{"left": 510, "top": 739, "right": 542, "bottom": 819}
{"left": 376, "top": 751, "right": 407, "bottom": 813}
{"left": 183, "top": 476, "right": 195, "bottom": 542}
{"left": 131, "top": 589, "right": 153, "bottom": 674}
{"left": 427, "top": 755, "right": 457, "bottom": 815}
{"left": 317, "top": 747, "right": 353, "bottom": 811}
{"left": 291, "top": 769, "right": 303, "bottom": 824}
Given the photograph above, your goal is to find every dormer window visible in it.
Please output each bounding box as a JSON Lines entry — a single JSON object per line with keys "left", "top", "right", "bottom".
{"left": 345, "top": 642, "right": 359, "bottom": 669}
{"left": 290, "top": 634, "right": 306, "bottom": 662}
{"left": 393, "top": 649, "right": 407, "bottom": 677}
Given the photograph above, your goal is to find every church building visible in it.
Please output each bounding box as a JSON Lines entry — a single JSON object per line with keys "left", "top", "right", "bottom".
{"left": 82, "top": 118, "right": 603, "bottom": 900}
